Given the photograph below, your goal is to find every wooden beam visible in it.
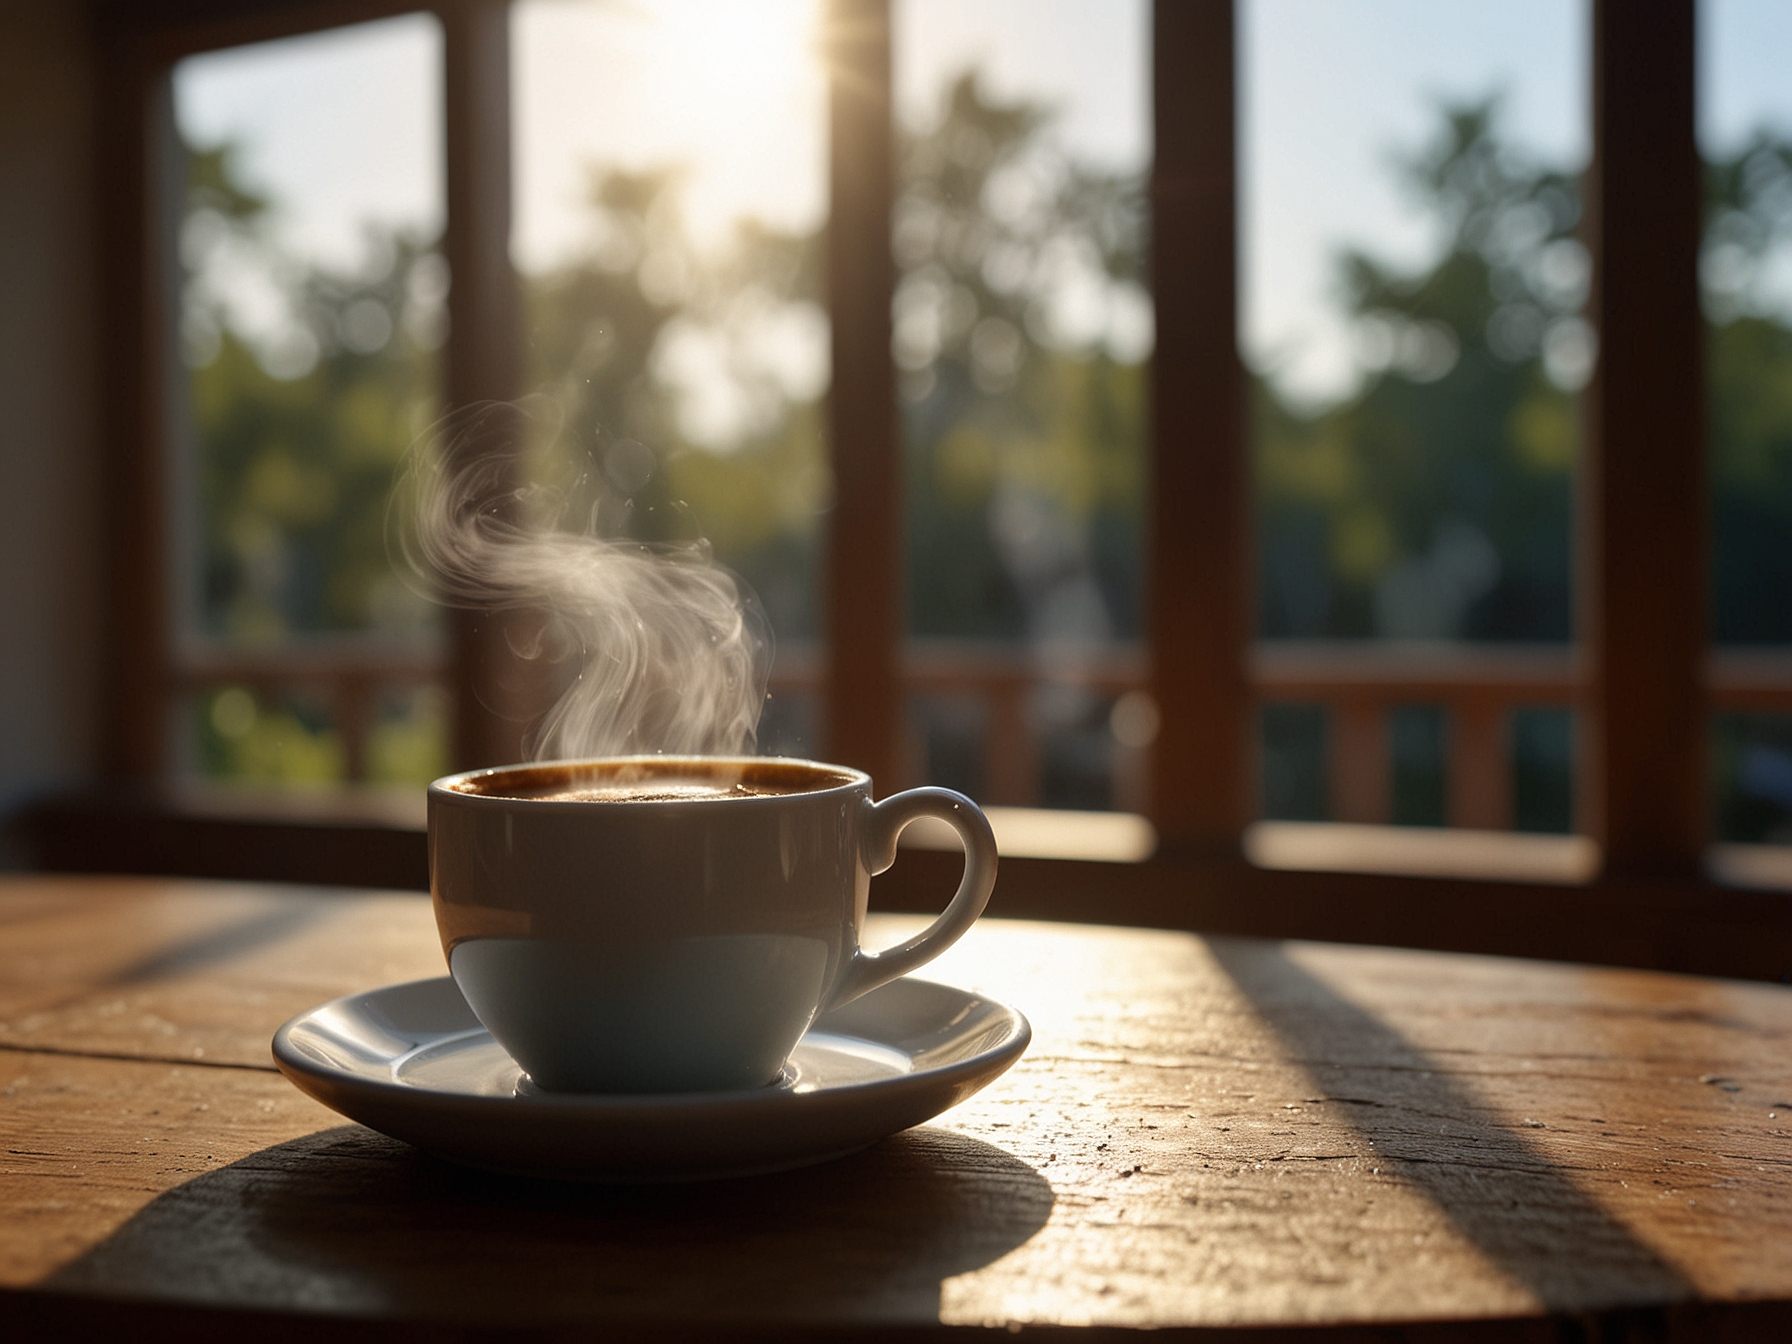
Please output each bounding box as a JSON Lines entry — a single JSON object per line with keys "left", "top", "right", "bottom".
{"left": 439, "top": 0, "right": 526, "bottom": 771}
{"left": 16, "top": 791, "right": 1792, "bottom": 984}
{"left": 92, "top": 0, "right": 427, "bottom": 64}
{"left": 822, "top": 0, "right": 901, "bottom": 792}
{"left": 1149, "top": 0, "right": 1251, "bottom": 852}
{"left": 1583, "top": 0, "right": 1706, "bottom": 879}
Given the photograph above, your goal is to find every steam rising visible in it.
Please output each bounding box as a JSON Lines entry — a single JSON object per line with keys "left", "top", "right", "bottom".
{"left": 395, "top": 403, "right": 770, "bottom": 760}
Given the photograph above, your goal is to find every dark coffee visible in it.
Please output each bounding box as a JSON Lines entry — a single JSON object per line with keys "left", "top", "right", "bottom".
{"left": 517, "top": 780, "right": 802, "bottom": 803}
{"left": 451, "top": 758, "right": 854, "bottom": 803}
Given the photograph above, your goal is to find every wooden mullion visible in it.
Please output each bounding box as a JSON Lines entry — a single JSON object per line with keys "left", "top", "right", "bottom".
{"left": 1148, "top": 0, "right": 1251, "bottom": 851}
{"left": 95, "top": 35, "right": 175, "bottom": 782}
{"left": 439, "top": 0, "right": 525, "bottom": 770}
{"left": 1583, "top": 0, "right": 1706, "bottom": 878}
{"left": 822, "top": 0, "right": 901, "bottom": 791}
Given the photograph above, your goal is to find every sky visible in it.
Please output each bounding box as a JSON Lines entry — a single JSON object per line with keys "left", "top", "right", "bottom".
{"left": 894, "top": 0, "right": 1149, "bottom": 171}
{"left": 175, "top": 13, "right": 443, "bottom": 270}
{"left": 512, "top": 0, "right": 827, "bottom": 264}
{"left": 173, "top": 0, "right": 1792, "bottom": 407}
{"left": 1240, "top": 0, "right": 1587, "bottom": 404}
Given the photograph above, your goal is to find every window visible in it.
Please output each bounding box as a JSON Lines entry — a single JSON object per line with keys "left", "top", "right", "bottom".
{"left": 894, "top": 0, "right": 1151, "bottom": 811}
{"left": 1242, "top": 1, "right": 1588, "bottom": 837}
{"left": 1700, "top": 0, "right": 1792, "bottom": 848}
{"left": 171, "top": 15, "right": 447, "bottom": 788}
{"left": 88, "top": 0, "right": 1792, "bottom": 979}
{"left": 512, "top": 0, "right": 831, "bottom": 759}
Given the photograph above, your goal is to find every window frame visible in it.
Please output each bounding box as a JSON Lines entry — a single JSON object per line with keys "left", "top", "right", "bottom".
{"left": 88, "top": 0, "right": 1792, "bottom": 984}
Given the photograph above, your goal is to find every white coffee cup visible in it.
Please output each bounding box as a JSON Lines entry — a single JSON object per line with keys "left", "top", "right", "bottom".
{"left": 427, "top": 755, "right": 998, "bottom": 1093}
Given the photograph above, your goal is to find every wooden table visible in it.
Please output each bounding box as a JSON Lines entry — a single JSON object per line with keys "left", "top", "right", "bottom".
{"left": 2, "top": 874, "right": 1791, "bottom": 1341}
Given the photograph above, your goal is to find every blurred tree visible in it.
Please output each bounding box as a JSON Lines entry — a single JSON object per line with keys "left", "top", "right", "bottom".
{"left": 182, "top": 140, "right": 443, "bottom": 646}
{"left": 180, "top": 137, "right": 445, "bottom": 784}
{"left": 180, "top": 92, "right": 1792, "bottom": 801}
{"left": 1705, "top": 130, "right": 1792, "bottom": 645}
{"left": 521, "top": 167, "right": 829, "bottom": 641}
{"left": 893, "top": 73, "right": 1148, "bottom": 644}
{"left": 1703, "top": 130, "right": 1792, "bottom": 842}
{"left": 1257, "top": 100, "right": 1585, "bottom": 641}
{"left": 518, "top": 74, "right": 1151, "bottom": 655}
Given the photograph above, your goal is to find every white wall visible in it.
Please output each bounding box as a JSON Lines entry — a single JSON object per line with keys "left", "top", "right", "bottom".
{"left": 0, "top": 0, "right": 102, "bottom": 817}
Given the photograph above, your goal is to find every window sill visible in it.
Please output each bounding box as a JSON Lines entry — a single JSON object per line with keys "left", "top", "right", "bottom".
{"left": 10, "top": 791, "right": 1792, "bottom": 985}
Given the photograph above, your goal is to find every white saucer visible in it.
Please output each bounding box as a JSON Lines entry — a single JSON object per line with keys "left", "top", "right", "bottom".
{"left": 272, "top": 975, "right": 1029, "bottom": 1182}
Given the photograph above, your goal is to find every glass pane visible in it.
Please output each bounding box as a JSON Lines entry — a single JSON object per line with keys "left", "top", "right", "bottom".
{"left": 1389, "top": 703, "right": 1446, "bottom": 827}
{"left": 1261, "top": 704, "right": 1327, "bottom": 821}
{"left": 1700, "top": 0, "right": 1792, "bottom": 845}
{"left": 1243, "top": 0, "right": 1588, "bottom": 828}
{"left": 894, "top": 0, "right": 1150, "bottom": 810}
{"left": 513, "top": 0, "right": 829, "bottom": 756}
{"left": 172, "top": 16, "right": 446, "bottom": 784}
{"left": 1712, "top": 714, "right": 1792, "bottom": 844}
{"left": 366, "top": 683, "right": 450, "bottom": 786}
{"left": 1703, "top": 0, "right": 1792, "bottom": 645}
{"left": 1510, "top": 706, "right": 1574, "bottom": 834}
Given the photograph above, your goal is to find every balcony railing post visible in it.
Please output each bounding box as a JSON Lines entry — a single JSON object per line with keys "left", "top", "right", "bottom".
{"left": 984, "top": 676, "right": 1039, "bottom": 807}
{"left": 1449, "top": 698, "right": 1511, "bottom": 831}
{"left": 1583, "top": 0, "right": 1707, "bottom": 878}
{"left": 1149, "top": 0, "right": 1251, "bottom": 853}
{"left": 337, "top": 674, "right": 373, "bottom": 785}
{"left": 1330, "top": 698, "right": 1388, "bottom": 825}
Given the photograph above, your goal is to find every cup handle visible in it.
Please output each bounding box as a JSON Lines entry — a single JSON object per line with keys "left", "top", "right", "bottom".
{"left": 825, "top": 787, "right": 999, "bottom": 1010}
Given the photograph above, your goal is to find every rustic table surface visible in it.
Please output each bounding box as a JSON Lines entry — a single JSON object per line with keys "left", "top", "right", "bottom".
{"left": 1, "top": 874, "right": 1790, "bottom": 1341}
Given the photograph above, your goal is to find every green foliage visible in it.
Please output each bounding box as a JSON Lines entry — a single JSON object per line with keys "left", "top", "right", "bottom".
{"left": 188, "top": 142, "right": 268, "bottom": 222}
{"left": 1258, "top": 99, "right": 1582, "bottom": 640}
{"left": 195, "top": 687, "right": 344, "bottom": 784}
{"left": 1711, "top": 316, "right": 1792, "bottom": 642}
{"left": 191, "top": 316, "right": 438, "bottom": 641}
{"left": 183, "top": 150, "right": 443, "bottom": 646}
{"left": 194, "top": 684, "right": 445, "bottom": 786}
{"left": 872, "top": 73, "right": 1150, "bottom": 803}
{"left": 365, "top": 687, "right": 449, "bottom": 784}
{"left": 180, "top": 83, "right": 1792, "bottom": 809}
{"left": 521, "top": 166, "right": 828, "bottom": 639}
{"left": 182, "top": 138, "right": 445, "bottom": 783}
{"left": 1706, "top": 132, "right": 1792, "bottom": 644}
{"left": 894, "top": 73, "right": 1148, "bottom": 641}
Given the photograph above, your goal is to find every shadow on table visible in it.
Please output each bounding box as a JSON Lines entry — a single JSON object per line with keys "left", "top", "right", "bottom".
{"left": 1207, "top": 938, "right": 1693, "bottom": 1311}
{"left": 102, "top": 900, "right": 331, "bottom": 986}
{"left": 46, "top": 1123, "right": 1053, "bottom": 1326}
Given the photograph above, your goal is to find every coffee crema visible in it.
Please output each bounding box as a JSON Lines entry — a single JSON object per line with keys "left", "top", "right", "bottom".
{"left": 449, "top": 757, "right": 856, "bottom": 803}
{"left": 514, "top": 781, "right": 802, "bottom": 803}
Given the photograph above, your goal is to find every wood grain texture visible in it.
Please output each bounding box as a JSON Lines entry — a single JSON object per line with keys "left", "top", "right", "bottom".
{"left": 3, "top": 876, "right": 1792, "bottom": 1340}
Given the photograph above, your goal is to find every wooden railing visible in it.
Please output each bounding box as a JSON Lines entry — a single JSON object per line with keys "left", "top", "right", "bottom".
{"left": 1253, "top": 642, "right": 1575, "bottom": 829}
{"left": 173, "top": 639, "right": 1792, "bottom": 826}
